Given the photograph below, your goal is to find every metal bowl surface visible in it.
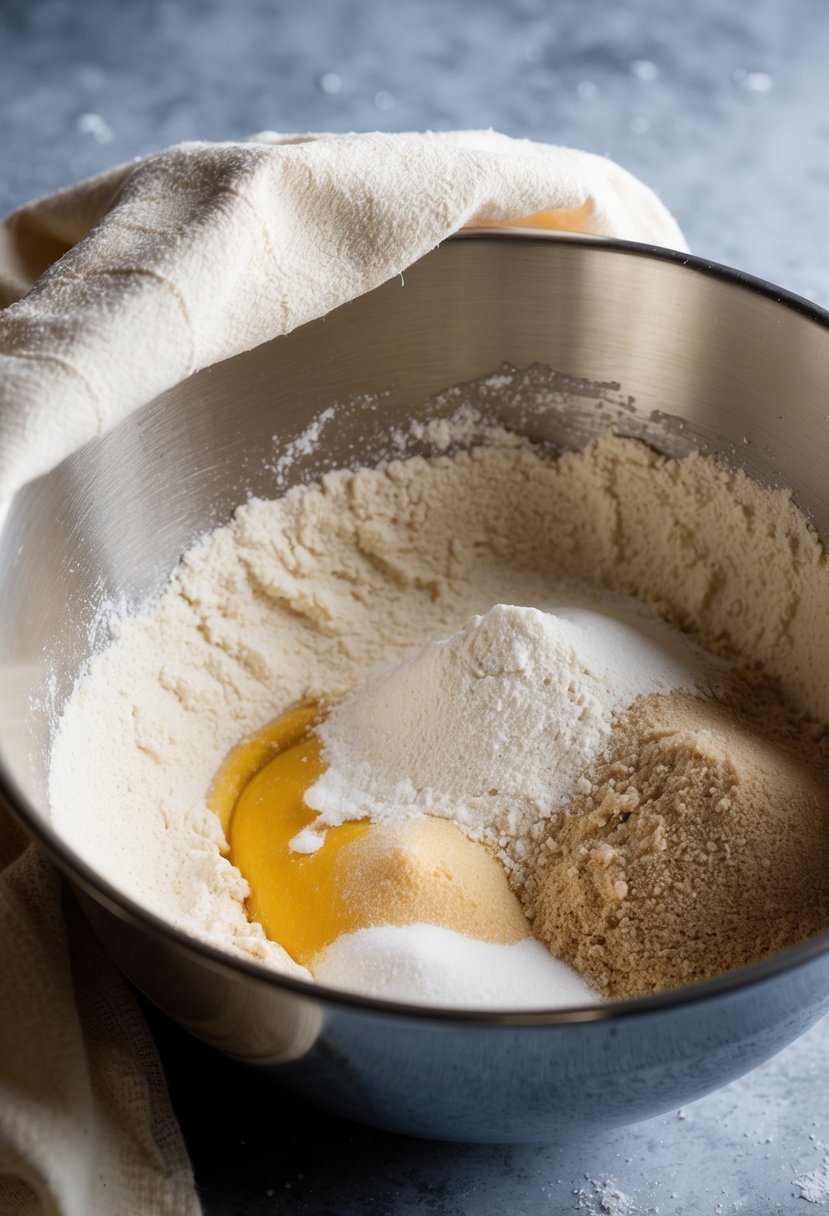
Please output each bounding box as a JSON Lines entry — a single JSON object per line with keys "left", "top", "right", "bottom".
{"left": 3, "top": 231, "right": 829, "bottom": 1141}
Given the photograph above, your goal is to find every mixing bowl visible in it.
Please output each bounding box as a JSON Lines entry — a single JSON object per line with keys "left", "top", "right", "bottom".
{"left": 3, "top": 230, "right": 829, "bottom": 1143}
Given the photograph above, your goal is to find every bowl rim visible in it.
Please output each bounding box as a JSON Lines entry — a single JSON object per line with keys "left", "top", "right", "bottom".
{"left": 8, "top": 227, "right": 829, "bottom": 1027}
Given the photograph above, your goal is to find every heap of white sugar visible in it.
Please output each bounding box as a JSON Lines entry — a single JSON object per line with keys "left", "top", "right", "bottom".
{"left": 304, "top": 603, "right": 705, "bottom": 883}
{"left": 313, "top": 923, "right": 597, "bottom": 1009}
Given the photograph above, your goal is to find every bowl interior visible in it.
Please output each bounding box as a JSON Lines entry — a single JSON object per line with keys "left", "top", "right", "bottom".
{"left": 3, "top": 231, "right": 829, "bottom": 1003}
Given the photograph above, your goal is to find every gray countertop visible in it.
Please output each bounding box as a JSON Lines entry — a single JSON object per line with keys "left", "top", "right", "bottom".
{"left": 146, "top": 1000, "right": 829, "bottom": 1215}
{"left": 3, "top": 1, "right": 829, "bottom": 1212}
{"left": 3, "top": 0, "right": 829, "bottom": 306}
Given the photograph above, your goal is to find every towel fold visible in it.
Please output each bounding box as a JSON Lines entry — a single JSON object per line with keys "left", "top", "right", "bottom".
{"left": 0, "top": 129, "right": 685, "bottom": 1215}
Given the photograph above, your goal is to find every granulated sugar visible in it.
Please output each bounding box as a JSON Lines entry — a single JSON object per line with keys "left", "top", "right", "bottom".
{"left": 313, "top": 922, "right": 595, "bottom": 1009}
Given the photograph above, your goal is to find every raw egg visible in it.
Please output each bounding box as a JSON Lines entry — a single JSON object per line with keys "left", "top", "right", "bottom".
{"left": 210, "top": 701, "right": 532, "bottom": 967}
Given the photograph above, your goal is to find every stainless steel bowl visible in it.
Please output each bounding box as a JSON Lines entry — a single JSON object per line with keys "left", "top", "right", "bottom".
{"left": 3, "top": 231, "right": 829, "bottom": 1143}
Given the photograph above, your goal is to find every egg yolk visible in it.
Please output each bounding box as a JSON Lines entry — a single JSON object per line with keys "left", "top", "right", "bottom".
{"left": 466, "top": 199, "right": 595, "bottom": 233}
{"left": 209, "top": 699, "right": 322, "bottom": 835}
{"left": 210, "top": 701, "right": 531, "bottom": 967}
{"left": 209, "top": 702, "right": 370, "bottom": 964}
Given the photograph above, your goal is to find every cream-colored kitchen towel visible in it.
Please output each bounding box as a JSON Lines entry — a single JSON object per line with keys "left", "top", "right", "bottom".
{"left": 0, "top": 814, "right": 199, "bottom": 1215}
{"left": 0, "top": 129, "right": 685, "bottom": 1216}
{"left": 0, "top": 129, "right": 685, "bottom": 503}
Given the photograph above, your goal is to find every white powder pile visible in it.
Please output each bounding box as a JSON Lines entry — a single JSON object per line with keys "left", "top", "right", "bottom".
{"left": 314, "top": 923, "right": 596, "bottom": 1009}
{"left": 574, "top": 1179, "right": 639, "bottom": 1215}
{"left": 47, "top": 428, "right": 829, "bottom": 995}
{"left": 795, "top": 1155, "right": 829, "bottom": 1204}
{"left": 304, "top": 603, "right": 706, "bottom": 882}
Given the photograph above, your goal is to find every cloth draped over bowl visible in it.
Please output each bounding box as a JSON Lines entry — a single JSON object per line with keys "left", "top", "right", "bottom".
{"left": 0, "top": 129, "right": 686, "bottom": 1215}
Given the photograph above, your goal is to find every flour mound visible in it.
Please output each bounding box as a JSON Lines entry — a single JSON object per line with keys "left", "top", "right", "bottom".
{"left": 305, "top": 604, "right": 702, "bottom": 880}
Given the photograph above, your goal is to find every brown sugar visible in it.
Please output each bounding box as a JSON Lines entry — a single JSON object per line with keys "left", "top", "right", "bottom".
{"left": 529, "top": 685, "right": 829, "bottom": 998}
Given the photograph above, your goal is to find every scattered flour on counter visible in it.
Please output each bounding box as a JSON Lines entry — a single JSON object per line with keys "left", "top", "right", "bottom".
{"left": 795, "top": 1155, "right": 829, "bottom": 1203}
{"left": 574, "top": 1178, "right": 639, "bottom": 1215}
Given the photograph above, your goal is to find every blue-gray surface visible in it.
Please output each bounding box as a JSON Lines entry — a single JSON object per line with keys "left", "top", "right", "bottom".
{"left": 3, "top": 1, "right": 829, "bottom": 1212}
{"left": 147, "top": 1001, "right": 829, "bottom": 1215}
{"left": 3, "top": 0, "right": 829, "bottom": 306}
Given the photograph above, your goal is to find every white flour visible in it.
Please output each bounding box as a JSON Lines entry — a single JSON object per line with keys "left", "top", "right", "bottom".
{"left": 47, "top": 428, "right": 829, "bottom": 978}
{"left": 304, "top": 603, "right": 705, "bottom": 881}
